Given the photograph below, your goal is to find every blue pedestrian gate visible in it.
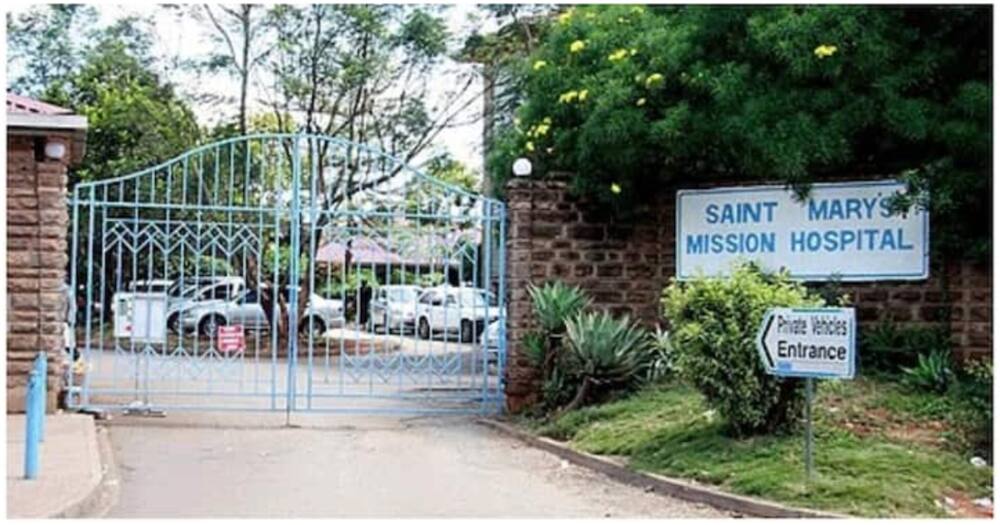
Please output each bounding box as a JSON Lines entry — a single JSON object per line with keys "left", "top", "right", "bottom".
{"left": 67, "top": 134, "right": 506, "bottom": 414}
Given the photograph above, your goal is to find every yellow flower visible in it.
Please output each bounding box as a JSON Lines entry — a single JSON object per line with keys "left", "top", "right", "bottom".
{"left": 608, "top": 49, "right": 628, "bottom": 62}
{"left": 578, "top": 89, "right": 589, "bottom": 101}
{"left": 630, "top": 48, "right": 638, "bottom": 56}
{"left": 532, "top": 123, "right": 551, "bottom": 137}
{"left": 542, "top": 116, "right": 552, "bottom": 125}
{"left": 569, "top": 40, "right": 586, "bottom": 53}
{"left": 814, "top": 44, "right": 838, "bottom": 59}
{"left": 533, "top": 60, "right": 547, "bottom": 71}
{"left": 558, "top": 10, "right": 573, "bottom": 25}
{"left": 610, "top": 183, "right": 622, "bottom": 194}
{"left": 645, "top": 73, "right": 664, "bottom": 88}
{"left": 636, "top": 98, "right": 646, "bottom": 107}
{"left": 558, "top": 90, "right": 579, "bottom": 104}
{"left": 525, "top": 141, "right": 535, "bottom": 152}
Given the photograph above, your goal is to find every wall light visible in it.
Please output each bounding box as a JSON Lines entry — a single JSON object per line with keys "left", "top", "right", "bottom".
{"left": 512, "top": 158, "right": 532, "bottom": 177}
{"left": 44, "top": 140, "right": 67, "bottom": 161}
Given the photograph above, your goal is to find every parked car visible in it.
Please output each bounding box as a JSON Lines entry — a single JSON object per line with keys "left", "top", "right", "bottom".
{"left": 299, "top": 293, "right": 347, "bottom": 337}
{"left": 180, "top": 282, "right": 345, "bottom": 337}
{"left": 128, "top": 279, "right": 174, "bottom": 294}
{"left": 166, "top": 277, "right": 245, "bottom": 334}
{"left": 415, "top": 286, "right": 502, "bottom": 343}
{"left": 367, "top": 285, "right": 423, "bottom": 334}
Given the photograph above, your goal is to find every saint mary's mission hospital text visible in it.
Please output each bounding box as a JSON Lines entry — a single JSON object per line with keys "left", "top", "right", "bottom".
{"left": 684, "top": 196, "right": 917, "bottom": 256}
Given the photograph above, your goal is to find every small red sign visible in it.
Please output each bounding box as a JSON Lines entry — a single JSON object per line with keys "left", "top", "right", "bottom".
{"left": 217, "top": 325, "right": 245, "bottom": 353}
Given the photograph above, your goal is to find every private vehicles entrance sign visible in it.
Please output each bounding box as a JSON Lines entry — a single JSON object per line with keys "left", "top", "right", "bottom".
{"left": 676, "top": 180, "right": 929, "bottom": 281}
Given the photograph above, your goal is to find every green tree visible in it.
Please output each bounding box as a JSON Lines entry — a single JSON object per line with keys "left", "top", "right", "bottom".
{"left": 6, "top": 4, "right": 97, "bottom": 95}
{"left": 51, "top": 23, "right": 201, "bottom": 186}
{"left": 489, "top": 5, "right": 990, "bottom": 259}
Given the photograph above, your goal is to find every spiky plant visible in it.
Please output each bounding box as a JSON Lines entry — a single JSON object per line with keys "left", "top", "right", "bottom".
{"left": 528, "top": 282, "right": 591, "bottom": 335}
{"left": 561, "top": 311, "right": 650, "bottom": 412}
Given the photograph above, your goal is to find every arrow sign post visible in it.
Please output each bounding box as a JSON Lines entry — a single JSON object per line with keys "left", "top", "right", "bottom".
{"left": 756, "top": 307, "right": 857, "bottom": 481}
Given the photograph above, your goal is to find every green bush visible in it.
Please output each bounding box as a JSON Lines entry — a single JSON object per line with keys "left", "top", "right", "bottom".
{"left": 949, "top": 359, "right": 993, "bottom": 458}
{"left": 662, "top": 264, "right": 823, "bottom": 436}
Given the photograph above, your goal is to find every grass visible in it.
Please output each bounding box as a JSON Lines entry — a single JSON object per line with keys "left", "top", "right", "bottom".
{"left": 528, "top": 380, "right": 992, "bottom": 518}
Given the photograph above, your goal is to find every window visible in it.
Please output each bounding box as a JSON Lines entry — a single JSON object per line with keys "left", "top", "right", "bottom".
{"left": 420, "top": 292, "right": 441, "bottom": 306}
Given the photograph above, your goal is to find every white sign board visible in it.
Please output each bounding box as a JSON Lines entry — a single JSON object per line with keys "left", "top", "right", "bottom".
{"left": 129, "top": 292, "right": 168, "bottom": 344}
{"left": 756, "top": 307, "right": 856, "bottom": 379}
{"left": 676, "top": 180, "right": 929, "bottom": 281}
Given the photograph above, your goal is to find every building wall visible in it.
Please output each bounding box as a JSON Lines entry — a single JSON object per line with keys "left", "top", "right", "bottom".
{"left": 7, "top": 134, "right": 72, "bottom": 413}
{"left": 504, "top": 176, "right": 991, "bottom": 412}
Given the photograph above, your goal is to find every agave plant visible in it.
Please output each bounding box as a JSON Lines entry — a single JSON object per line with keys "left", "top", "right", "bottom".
{"left": 644, "top": 325, "right": 677, "bottom": 383}
{"left": 561, "top": 311, "right": 651, "bottom": 412}
{"left": 528, "top": 282, "right": 591, "bottom": 335}
{"left": 902, "top": 349, "right": 955, "bottom": 393}
{"left": 528, "top": 282, "right": 591, "bottom": 381}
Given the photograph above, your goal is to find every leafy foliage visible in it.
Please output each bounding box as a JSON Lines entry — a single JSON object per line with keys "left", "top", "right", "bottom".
{"left": 562, "top": 311, "right": 652, "bottom": 410}
{"left": 489, "top": 5, "right": 990, "bottom": 258}
{"left": 901, "top": 350, "right": 956, "bottom": 394}
{"left": 950, "top": 359, "right": 993, "bottom": 458}
{"left": 662, "top": 263, "right": 823, "bottom": 436}
{"left": 644, "top": 325, "right": 678, "bottom": 383}
{"left": 528, "top": 281, "right": 592, "bottom": 334}
{"left": 860, "top": 321, "right": 952, "bottom": 377}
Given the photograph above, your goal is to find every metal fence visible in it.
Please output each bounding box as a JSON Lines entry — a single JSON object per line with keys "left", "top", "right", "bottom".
{"left": 67, "top": 134, "right": 506, "bottom": 415}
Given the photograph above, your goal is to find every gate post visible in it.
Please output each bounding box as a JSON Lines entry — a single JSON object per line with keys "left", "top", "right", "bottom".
{"left": 7, "top": 115, "right": 85, "bottom": 414}
{"left": 285, "top": 134, "right": 303, "bottom": 419}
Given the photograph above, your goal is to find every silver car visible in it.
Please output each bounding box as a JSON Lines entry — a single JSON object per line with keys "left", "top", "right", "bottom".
{"left": 181, "top": 284, "right": 344, "bottom": 337}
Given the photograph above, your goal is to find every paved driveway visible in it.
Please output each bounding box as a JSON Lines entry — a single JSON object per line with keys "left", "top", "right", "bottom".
{"left": 104, "top": 412, "right": 728, "bottom": 518}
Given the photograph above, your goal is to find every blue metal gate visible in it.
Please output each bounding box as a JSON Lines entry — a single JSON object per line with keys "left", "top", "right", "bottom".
{"left": 67, "top": 134, "right": 506, "bottom": 414}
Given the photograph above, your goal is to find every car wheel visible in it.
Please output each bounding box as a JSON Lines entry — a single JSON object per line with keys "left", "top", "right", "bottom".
{"left": 199, "top": 315, "right": 226, "bottom": 337}
{"left": 167, "top": 313, "right": 180, "bottom": 334}
{"left": 461, "top": 320, "right": 476, "bottom": 343}
{"left": 301, "top": 316, "right": 327, "bottom": 337}
{"left": 418, "top": 317, "right": 430, "bottom": 340}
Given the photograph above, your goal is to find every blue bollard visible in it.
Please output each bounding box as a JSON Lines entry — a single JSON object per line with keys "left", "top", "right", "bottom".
{"left": 35, "top": 353, "right": 46, "bottom": 442}
{"left": 24, "top": 369, "right": 40, "bottom": 480}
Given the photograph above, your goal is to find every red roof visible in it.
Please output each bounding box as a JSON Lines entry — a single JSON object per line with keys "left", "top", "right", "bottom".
{"left": 6, "top": 92, "right": 74, "bottom": 115}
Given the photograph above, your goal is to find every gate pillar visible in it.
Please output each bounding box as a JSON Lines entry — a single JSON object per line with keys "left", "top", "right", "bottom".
{"left": 6, "top": 95, "right": 88, "bottom": 413}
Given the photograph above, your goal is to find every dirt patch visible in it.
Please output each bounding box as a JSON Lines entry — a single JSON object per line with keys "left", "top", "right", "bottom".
{"left": 836, "top": 407, "right": 949, "bottom": 449}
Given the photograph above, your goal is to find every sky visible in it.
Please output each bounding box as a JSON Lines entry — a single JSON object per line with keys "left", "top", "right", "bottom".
{"left": 12, "top": 3, "right": 498, "bottom": 174}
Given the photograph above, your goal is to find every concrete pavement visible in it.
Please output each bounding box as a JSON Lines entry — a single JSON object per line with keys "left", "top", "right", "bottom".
{"left": 6, "top": 413, "right": 108, "bottom": 518}
{"left": 103, "top": 412, "right": 729, "bottom": 518}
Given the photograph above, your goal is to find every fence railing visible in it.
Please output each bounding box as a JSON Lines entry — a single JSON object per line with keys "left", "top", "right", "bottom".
{"left": 24, "top": 352, "right": 47, "bottom": 480}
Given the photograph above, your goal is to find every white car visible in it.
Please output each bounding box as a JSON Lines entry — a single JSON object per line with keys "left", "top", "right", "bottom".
{"left": 367, "top": 285, "right": 423, "bottom": 333}
{"left": 415, "top": 286, "right": 501, "bottom": 343}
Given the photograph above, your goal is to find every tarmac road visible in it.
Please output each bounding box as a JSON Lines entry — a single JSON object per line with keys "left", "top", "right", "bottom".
{"left": 103, "top": 412, "right": 729, "bottom": 518}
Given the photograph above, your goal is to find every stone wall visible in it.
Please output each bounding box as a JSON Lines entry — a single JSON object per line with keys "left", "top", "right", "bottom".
{"left": 504, "top": 176, "right": 992, "bottom": 412}
{"left": 7, "top": 134, "right": 71, "bottom": 412}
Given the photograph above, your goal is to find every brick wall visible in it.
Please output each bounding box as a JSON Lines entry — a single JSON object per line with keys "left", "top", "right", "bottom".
{"left": 504, "top": 176, "right": 992, "bottom": 412}
{"left": 7, "top": 134, "right": 72, "bottom": 413}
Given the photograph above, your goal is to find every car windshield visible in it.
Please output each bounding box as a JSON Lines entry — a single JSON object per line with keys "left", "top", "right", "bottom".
{"left": 386, "top": 288, "right": 419, "bottom": 302}
{"left": 454, "top": 289, "right": 488, "bottom": 307}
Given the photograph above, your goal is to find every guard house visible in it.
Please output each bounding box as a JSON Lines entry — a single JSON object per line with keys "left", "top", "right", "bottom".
{"left": 6, "top": 93, "right": 88, "bottom": 412}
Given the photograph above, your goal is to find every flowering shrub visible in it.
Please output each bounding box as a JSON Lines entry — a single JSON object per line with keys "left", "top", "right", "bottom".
{"left": 487, "top": 5, "right": 989, "bottom": 258}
